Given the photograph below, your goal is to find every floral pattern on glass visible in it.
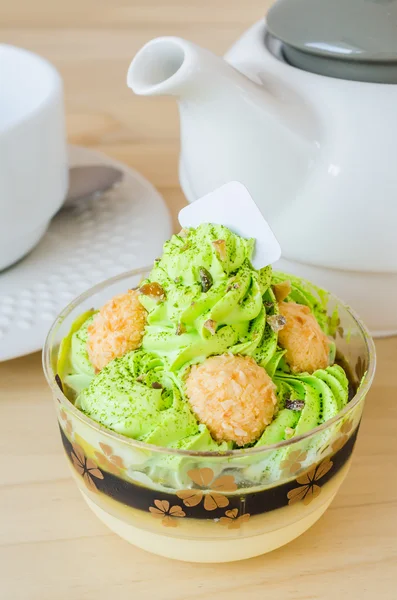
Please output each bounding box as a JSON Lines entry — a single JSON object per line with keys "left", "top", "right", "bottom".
{"left": 287, "top": 459, "right": 333, "bottom": 506}
{"left": 219, "top": 508, "right": 250, "bottom": 529}
{"left": 149, "top": 500, "right": 186, "bottom": 527}
{"left": 280, "top": 450, "right": 308, "bottom": 476}
{"left": 176, "top": 467, "right": 237, "bottom": 511}
{"left": 355, "top": 356, "right": 368, "bottom": 383}
{"left": 331, "top": 418, "right": 354, "bottom": 454}
{"left": 94, "top": 442, "right": 126, "bottom": 476}
{"left": 327, "top": 314, "right": 344, "bottom": 339}
{"left": 71, "top": 443, "right": 104, "bottom": 492}
{"left": 59, "top": 409, "right": 73, "bottom": 437}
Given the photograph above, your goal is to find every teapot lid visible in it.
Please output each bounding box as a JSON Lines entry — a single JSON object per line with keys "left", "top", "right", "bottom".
{"left": 266, "top": 0, "right": 397, "bottom": 83}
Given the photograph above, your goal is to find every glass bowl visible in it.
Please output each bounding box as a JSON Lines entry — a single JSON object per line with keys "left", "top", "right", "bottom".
{"left": 43, "top": 268, "right": 376, "bottom": 562}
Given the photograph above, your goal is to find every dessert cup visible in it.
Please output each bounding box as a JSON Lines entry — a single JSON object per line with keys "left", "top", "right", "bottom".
{"left": 43, "top": 268, "right": 376, "bottom": 562}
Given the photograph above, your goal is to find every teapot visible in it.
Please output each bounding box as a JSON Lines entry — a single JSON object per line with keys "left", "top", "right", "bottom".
{"left": 128, "top": 0, "right": 397, "bottom": 336}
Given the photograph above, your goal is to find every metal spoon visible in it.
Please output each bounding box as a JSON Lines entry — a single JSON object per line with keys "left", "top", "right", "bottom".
{"left": 60, "top": 165, "right": 124, "bottom": 211}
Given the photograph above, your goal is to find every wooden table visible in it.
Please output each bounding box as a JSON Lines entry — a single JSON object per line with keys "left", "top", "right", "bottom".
{"left": 1, "top": 2, "right": 397, "bottom": 598}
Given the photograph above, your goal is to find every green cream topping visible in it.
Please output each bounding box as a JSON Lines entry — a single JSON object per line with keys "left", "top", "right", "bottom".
{"left": 256, "top": 364, "right": 349, "bottom": 446}
{"left": 60, "top": 224, "right": 350, "bottom": 456}
{"left": 139, "top": 224, "right": 277, "bottom": 372}
{"left": 57, "top": 311, "right": 96, "bottom": 397}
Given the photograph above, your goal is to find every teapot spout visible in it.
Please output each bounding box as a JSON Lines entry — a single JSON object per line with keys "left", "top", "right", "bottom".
{"left": 127, "top": 37, "right": 232, "bottom": 98}
{"left": 128, "top": 37, "right": 313, "bottom": 141}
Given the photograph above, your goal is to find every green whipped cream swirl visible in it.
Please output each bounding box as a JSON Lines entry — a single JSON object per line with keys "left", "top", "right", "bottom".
{"left": 257, "top": 363, "right": 348, "bottom": 446}
{"left": 139, "top": 224, "right": 278, "bottom": 372}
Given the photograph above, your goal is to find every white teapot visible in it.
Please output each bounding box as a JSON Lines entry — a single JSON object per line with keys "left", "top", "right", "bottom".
{"left": 128, "top": 0, "right": 397, "bottom": 336}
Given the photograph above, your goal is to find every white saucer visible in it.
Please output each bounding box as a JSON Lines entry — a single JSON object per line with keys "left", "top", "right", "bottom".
{"left": 0, "top": 145, "right": 172, "bottom": 362}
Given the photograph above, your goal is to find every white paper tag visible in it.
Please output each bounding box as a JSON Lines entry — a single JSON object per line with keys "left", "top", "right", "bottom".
{"left": 178, "top": 181, "right": 281, "bottom": 269}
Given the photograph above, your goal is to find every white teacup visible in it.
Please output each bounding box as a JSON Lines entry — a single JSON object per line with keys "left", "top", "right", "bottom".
{"left": 0, "top": 45, "right": 68, "bottom": 271}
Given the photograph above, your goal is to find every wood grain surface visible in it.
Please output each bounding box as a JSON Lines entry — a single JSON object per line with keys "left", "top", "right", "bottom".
{"left": 1, "top": 1, "right": 396, "bottom": 598}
